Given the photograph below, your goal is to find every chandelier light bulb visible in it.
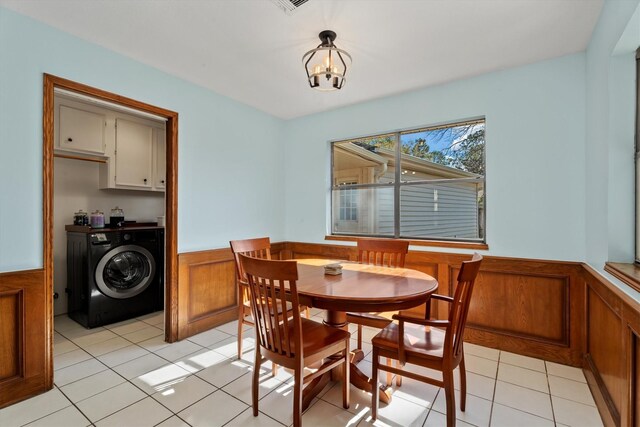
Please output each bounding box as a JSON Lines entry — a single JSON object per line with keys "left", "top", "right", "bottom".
{"left": 323, "top": 55, "right": 331, "bottom": 69}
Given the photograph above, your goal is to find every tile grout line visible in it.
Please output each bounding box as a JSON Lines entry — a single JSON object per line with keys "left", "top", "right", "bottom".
{"left": 544, "top": 361, "right": 559, "bottom": 426}
{"left": 493, "top": 354, "right": 560, "bottom": 424}
{"left": 152, "top": 413, "right": 177, "bottom": 427}
{"left": 16, "top": 385, "right": 76, "bottom": 427}
{"left": 486, "top": 349, "right": 501, "bottom": 427}
{"left": 221, "top": 405, "right": 287, "bottom": 427}
{"left": 55, "top": 354, "right": 158, "bottom": 425}
{"left": 422, "top": 388, "right": 441, "bottom": 426}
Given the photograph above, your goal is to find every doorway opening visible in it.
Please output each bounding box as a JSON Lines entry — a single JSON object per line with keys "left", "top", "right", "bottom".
{"left": 43, "top": 75, "right": 179, "bottom": 386}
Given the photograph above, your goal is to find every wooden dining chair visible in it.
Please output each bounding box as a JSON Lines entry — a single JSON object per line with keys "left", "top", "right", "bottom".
{"left": 230, "top": 237, "right": 309, "bottom": 360}
{"left": 346, "top": 238, "right": 409, "bottom": 384}
{"left": 370, "top": 253, "right": 483, "bottom": 427}
{"left": 239, "top": 254, "right": 350, "bottom": 427}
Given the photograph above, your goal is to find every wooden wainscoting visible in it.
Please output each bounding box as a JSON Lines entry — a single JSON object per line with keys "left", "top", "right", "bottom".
{"left": 583, "top": 265, "right": 640, "bottom": 427}
{"left": 175, "top": 243, "right": 287, "bottom": 340}
{"left": 177, "top": 249, "right": 238, "bottom": 340}
{"left": 0, "top": 269, "right": 49, "bottom": 409}
{"left": 459, "top": 257, "right": 584, "bottom": 365}
{"left": 278, "top": 241, "right": 585, "bottom": 366}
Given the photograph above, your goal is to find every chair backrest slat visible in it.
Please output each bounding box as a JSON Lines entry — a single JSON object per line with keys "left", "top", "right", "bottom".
{"left": 239, "top": 254, "right": 302, "bottom": 361}
{"left": 444, "top": 253, "right": 483, "bottom": 360}
{"left": 357, "top": 239, "right": 409, "bottom": 268}
{"left": 278, "top": 278, "right": 292, "bottom": 356}
{"left": 253, "top": 275, "right": 268, "bottom": 348}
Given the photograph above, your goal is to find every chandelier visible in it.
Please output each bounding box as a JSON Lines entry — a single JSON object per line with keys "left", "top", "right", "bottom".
{"left": 302, "top": 30, "right": 352, "bottom": 91}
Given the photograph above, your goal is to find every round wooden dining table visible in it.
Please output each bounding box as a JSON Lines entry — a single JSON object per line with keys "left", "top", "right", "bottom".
{"left": 292, "top": 258, "right": 439, "bottom": 410}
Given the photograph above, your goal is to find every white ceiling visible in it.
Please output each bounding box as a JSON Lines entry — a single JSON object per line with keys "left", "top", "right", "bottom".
{"left": 0, "top": 0, "right": 603, "bottom": 119}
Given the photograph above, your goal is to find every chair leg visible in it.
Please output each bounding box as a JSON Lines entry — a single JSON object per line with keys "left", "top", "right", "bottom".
{"left": 343, "top": 344, "right": 350, "bottom": 409}
{"left": 252, "top": 348, "right": 262, "bottom": 416}
{"left": 386, "top": 358, "right": 393, "bottom": 386}
{"left": 304, "top": 306, "right": 310, "bottom": 319}
{"left": 357, "top": 324, "right": 363, "bottom": 349}
{"left": 293, "top": 367, "right": 303, "bottom": 427}
{"left": 237, "top": 312, "right": 244, "bottom": 359}
{"left": 371, "top": 347, "right": 379, "bottom": 420}
{"left": 271, "top": 363, "right": 278, "bottom": 377}
{"left": 459, "top": 354, "right": 467, "bottom": 412}
{"left": 395, "top": 360, "right": 403, "bottom": 387}
{"left": 443, "top": 370, "right": 456, "bottom": 427}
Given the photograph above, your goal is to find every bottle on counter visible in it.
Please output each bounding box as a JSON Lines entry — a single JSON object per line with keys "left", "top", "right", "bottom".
{"left": 90, "top": 210, "right": 105, "bottom": 229}
{"left": 110, "top": 206, "right": 125, "bottom": 227}
{"left": 73, "top": 210, "right": 89, "bottom": 226}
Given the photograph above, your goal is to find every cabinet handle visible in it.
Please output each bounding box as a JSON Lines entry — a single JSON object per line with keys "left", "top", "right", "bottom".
{"left": 161, "top": 180, "right": 165, "bottom": 184}
{"left": 144, "top": 178, "right": 148, "bottom": 183}
{"left": 67, "top": 138, "right": 73, "bottom": 142}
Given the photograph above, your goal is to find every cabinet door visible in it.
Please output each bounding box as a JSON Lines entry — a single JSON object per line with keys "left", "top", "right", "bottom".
{"left": 154, "top": 130, "right": 166, "bottom": 190}
{"left": 115, "top": 119, "right": 153, "bottom": 188}
{"left": 58, "top": 105, "right": 105, "bottom": 154}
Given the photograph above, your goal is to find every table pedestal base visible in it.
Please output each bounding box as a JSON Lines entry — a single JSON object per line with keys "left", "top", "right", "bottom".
{"left": 301, "top": 310, "right": 392, "bottom": 411}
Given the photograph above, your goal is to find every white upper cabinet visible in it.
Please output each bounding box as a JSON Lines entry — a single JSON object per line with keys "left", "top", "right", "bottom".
{"left": 57, "top": 105, "right": 106, "bottom": 155}
{"left": 99, "top": 116, "right": 165, "bottom": 192}
{"left": 154, "top": 130, "right": 166, "bottom": 190}
{"left": 114, "top": 119, "right": 154, "bottom": 189}
{"left": 55, "top": 94, "right": 166, "bottom": 192}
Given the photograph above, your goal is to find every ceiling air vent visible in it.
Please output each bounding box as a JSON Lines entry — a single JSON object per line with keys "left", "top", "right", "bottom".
{"left": 270, "top": 0, "right": 310, "bottom": 14}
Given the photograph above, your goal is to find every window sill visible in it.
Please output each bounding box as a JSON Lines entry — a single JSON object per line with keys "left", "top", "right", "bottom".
{"left": 605, "top": 262, "right": 640, "bottom": 293}
{"left": 325, "top": 235, "right": 488, "bottom": 250}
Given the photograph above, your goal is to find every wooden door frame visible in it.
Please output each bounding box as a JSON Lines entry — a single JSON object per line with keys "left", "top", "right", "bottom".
{"left": 42, "top": 76, "right": 180, "bottom": 379}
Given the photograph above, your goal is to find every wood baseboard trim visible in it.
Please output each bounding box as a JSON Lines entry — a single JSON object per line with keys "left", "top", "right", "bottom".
{"left": 584, "top": 355, "right": 618, "bottom": 427}
{"left": 0, "top": 374, "right": 48, "bottom": 410}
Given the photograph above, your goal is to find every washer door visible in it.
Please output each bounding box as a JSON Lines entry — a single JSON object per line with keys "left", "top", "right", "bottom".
{"left": 95, "top": 245, "right": 156, "bottom": 299}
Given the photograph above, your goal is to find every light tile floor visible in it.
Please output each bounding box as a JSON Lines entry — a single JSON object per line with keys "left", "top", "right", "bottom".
{"left": 0, "top": 309, "right": 602, "bottom": 427}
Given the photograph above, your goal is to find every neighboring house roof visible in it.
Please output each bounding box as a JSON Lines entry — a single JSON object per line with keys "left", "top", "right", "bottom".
{"left": 335, "top": 143, "right": 479, "bottom": 180}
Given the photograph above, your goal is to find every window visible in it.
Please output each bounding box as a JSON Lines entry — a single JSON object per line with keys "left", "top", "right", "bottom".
{"left": 331, "top": 119, "right": 486, "bottom": 242}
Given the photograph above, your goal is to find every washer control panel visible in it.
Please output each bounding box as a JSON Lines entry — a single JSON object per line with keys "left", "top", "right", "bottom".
{"left": 90, "top": 233, "right": 110, "bottom": 245}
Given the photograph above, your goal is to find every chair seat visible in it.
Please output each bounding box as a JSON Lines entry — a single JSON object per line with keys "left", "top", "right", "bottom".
{"left": 346, "top": 311, "right": 397, "bottom": 329}
{"left": 372, "top": 321, "right": 446, "bottom": 361}
{"left": 282, "top": 318, "right": 351, "bottom": 358}
{"left": 299, "top": 318, "right": 352, "bottom": 356}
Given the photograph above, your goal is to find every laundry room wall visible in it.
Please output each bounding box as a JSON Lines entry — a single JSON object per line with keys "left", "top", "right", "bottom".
{"left": 53, "top": 156, "right": 165, "bottom": 315}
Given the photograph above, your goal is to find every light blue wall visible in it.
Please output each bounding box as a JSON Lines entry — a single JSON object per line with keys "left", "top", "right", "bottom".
{"left": 585, "top": 0, "right": 639, "bottom": 267}
{"left": 608, "top": 53, "right": 636, "bottom": 262}
{"left": 581, "top": 0, "right": 640, "bottom": 302}
{"left": 0, "top": 7, "right": 286, "bottom": 272}
{"left": 283, "top": 54, "right": 587, "bottom": 261}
